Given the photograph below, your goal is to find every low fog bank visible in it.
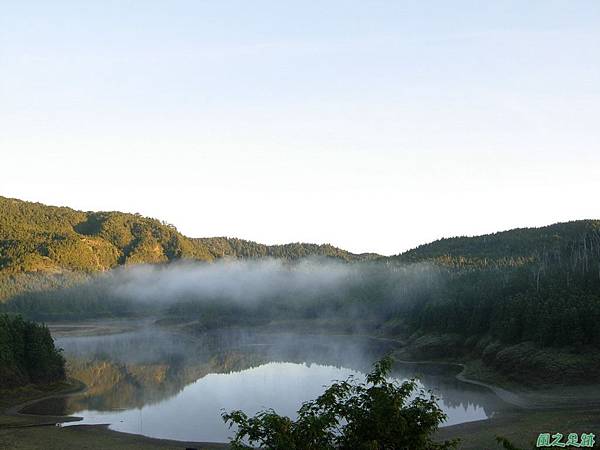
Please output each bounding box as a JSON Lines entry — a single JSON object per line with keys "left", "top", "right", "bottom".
{"left": 110, "top": 259, "right": 356, "bottom": 305}
{"left": 56, "top": 326, "right": 394, "bottom": 371}
{"left": 1, "top": 258, "right": 443, "bottom": 327}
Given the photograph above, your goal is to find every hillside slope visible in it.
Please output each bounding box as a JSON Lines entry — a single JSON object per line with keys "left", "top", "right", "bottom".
{"left": 393, "top": 221, "right": 600, "bottom": 383}
{"left": 194, "top": 236, "right": 379, "bottom": 261}
{"left": 396, "top": 220, "right": 600, "bottom": 270}
{"left": 0, "top": 196, "right": 371, "bottom": 301}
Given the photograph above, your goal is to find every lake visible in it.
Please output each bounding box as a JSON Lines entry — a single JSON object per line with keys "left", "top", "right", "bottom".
{"left": 26, "top": 325, "right": 510, "bottom": 443}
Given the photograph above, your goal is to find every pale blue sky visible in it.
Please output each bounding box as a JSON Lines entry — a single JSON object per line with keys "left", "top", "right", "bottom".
{"left": 1, "top": 1, "right": 599, "bottom": 255}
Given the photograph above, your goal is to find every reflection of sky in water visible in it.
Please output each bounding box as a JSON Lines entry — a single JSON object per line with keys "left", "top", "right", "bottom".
{"left": 50, "top": 328, "right": 506, "bottom": 442}
{"left": 64, "top": 361, "right": 488, "bottom": 443}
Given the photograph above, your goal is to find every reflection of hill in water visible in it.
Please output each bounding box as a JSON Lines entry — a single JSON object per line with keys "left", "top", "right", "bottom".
{"left": 49, "top": 328, "right": 507, "bottom": 417}
{"left": 401, "top": 367, "right": 506, "bottom": 417}
{"left": 64, "top": 351, "right": 266, "bottom": 412}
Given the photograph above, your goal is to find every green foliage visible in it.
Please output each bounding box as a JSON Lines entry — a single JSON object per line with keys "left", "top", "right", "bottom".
{"left": 0, "top": 314, "right": 66, "bottom": 388}
{"left": 406, "top": 265, "right": 600, "bottom": 349}
{"left": 0, "top": 284, "right": 139, "bottom": 321}
{"left": 196, "top": 237, "right": 378, "bottom": 261}
{"left": 222, "top": 356, "right": 458, "bottom": 450}
{"left": 396, "top": 220, "right": 600, "bottom": 269}
{"left": 400, "top": 220, "right": 600, "bottom": 349}
{"left": 0, "top": 196, "right": 370, "bottom": 302}
{"left": 0, "top": 196, "right": 215, "bottom": 279}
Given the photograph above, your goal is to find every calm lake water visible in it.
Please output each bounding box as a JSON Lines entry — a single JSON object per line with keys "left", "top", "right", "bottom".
{"left": 28, "top": 326, "right": 509, "bottom": 443}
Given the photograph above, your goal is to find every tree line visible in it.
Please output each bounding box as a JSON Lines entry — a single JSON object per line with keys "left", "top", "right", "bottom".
{"left": 0, "top": 314, "right": 66, "bottom": 388}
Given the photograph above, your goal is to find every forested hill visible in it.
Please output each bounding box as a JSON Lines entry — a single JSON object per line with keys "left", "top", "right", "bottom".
{"left": 395, "top": 220, "right": 600, "bottom": 269}
{"left": 194, "top": 237, "right": 380, "bottom": 261}
{"left": 3, "top": 196, "right": 599, "bottom": 275}
{"left": 3, "top": 195, "right": 598, "bottom": 277}
{"left": 0, "top": 196, "right": 212, "bottom": 275}
{"left": 0, "top": 196, "right": 371, "bottom": 299}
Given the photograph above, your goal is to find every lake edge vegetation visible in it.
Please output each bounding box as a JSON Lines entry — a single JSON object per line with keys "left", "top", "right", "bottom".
{"left": 0, "top": 313, "right": 66, "bottom": 389}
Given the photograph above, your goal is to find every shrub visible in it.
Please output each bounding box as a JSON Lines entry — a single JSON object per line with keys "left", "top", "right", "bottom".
{"left": 222, "top": 356, "right": 458, "bottom": 450}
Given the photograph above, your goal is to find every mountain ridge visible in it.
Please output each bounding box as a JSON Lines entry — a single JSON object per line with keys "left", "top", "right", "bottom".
{"left": 2, "top": 194, "right": 599, "bottom": 301}
{"left": 397, "top": 219, "right": 600, "bottom": 269}
{"left": 0, "top": 195, "right": 373, "bottom": 301}
{"left": 3, "top": 195, "right": 600, "bottom": 270}
{"left": 3, "top": 195, "right": 600, "bottom": 385}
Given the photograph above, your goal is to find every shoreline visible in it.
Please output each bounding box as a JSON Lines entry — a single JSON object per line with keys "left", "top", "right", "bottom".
{"left": 4, "top": 321, "right": 596, "bottom": 449}
{"left": 266, "top": 328, "right": 600, "bottom": 411}
{"left": 4, "top": 378, "right": 87, "bottom": 423}
{"left": 0, "top": 380, "right": 228, "bottom": 449}
{"left": 52, "top": 320, "right": 600, "bottom": 410}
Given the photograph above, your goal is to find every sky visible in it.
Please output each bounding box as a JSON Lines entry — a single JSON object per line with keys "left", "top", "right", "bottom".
{"left": 1, "top": 1, "right": 599, "bottom": 255}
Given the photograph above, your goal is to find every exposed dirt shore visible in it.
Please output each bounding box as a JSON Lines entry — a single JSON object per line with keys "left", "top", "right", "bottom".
{"left": 0, "top": 380, "right": 228, "bottom": 450}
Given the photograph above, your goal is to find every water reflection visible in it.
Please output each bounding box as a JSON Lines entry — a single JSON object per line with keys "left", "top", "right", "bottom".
{"left": 26, "top": 327, "right": 509, "bottom": 442}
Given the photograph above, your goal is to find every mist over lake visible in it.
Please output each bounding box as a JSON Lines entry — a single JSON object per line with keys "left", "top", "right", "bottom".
{"left": 20, "top": 324, "right": 512, "bottom": 443}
